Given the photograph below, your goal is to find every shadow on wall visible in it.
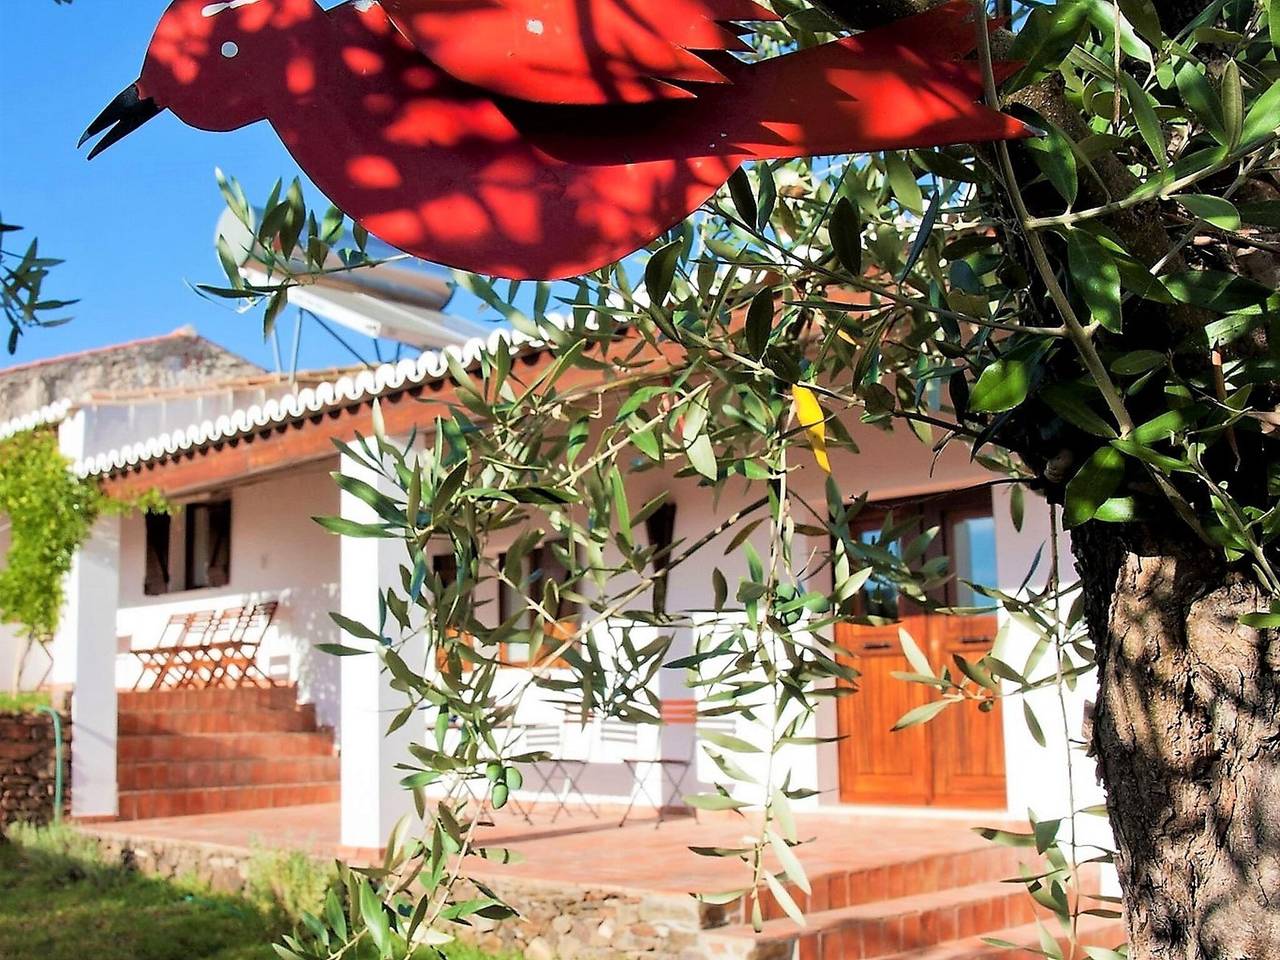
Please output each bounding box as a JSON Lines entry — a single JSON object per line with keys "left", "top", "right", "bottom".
{"left": 287, "top": 582, "right": 341, "bottom": 732}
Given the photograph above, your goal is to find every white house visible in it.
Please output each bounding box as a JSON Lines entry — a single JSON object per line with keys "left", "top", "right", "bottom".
{"left": 1, "top": 316, "right": 1105, "bottom": 859}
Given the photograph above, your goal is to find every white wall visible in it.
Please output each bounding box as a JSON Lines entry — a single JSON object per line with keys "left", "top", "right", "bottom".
{"left": 114, "top": 460, "right": 343, "bottom": 729}
{"left": 992, "top": 485, "right": 1111, "bottom": 860}
{"left": 2, "top": 461, "right": 37, "bottom": 693}
{"left": 0, "top": 624, "right": 52, "bottom": 693}
{"left": 64, "top": 388, "right": 1091, "bottom": 825}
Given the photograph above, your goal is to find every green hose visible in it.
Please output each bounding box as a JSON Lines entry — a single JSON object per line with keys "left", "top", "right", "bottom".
{"left": 34, "top": 705, "right": 63, "bottom": 824}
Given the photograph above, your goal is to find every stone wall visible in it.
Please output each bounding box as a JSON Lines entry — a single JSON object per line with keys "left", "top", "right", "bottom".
{"left": 78, "top": 828, "right": 714, "bottom": 959}
{"left": 0, "top": 709, "right": 70, "bottom": 828}
{"left": 86, "top": 831, "right": 256, "bottom": 894}
{"left": 453, "top": 875, "right": 706, "bottom": 960}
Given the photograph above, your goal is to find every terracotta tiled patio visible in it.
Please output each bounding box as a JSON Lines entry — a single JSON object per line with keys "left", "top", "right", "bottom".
{"left": 77, "top": 802, "right": 1126, "bottom": 958}
{"left": 81, "top": 801, "right": 1005, "bottom": 890}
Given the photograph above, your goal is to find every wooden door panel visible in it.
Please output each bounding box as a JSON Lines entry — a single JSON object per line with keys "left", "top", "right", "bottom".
{"left": 834, "top": 614, "right": 1007, "bottom": 809}
{"left": 929, "top": 615, "right": 1007, "bottom": 808}
{"left": 835, "top": 619, "right": 931, "bottom": 805}
{"left": 832, "top": 489, "right": 1007, "bottom": 810}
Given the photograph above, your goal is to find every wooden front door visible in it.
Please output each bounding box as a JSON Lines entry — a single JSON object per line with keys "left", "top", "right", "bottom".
{"left": 835, "top": 490, "right": 1007, "bottom": 809}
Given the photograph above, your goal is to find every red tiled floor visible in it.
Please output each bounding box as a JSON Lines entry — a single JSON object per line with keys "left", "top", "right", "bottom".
{"left": 79, "top": 801, "right": 1018, "bottom": 897}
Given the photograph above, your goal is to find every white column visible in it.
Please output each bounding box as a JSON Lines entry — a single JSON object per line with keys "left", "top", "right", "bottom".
{"left": 50, "top": 514, "right": 122, "bottom": 819}
{"left": 338, "top": 446, "right": 424, "bottom": 850}
{"left": 48, "top": 409, "right": 121, "bottom": 819}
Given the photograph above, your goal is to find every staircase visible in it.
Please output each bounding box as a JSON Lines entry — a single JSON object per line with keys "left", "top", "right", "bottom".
{"left": 698, "top": 845, "right": 1124, "bottom": 960}
{"left": 116, "top": 686, "right": 339, "bottom": 820}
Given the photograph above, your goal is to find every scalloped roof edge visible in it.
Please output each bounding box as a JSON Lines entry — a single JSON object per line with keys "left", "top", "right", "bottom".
{"left": 0, "top": 399, "right": 74, "bottom": 442}
{"left": 73, "top": 315, "right": 582, "bottom": 480}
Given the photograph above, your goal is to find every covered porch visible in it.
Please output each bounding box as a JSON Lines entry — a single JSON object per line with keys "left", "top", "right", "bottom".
{"left": 54, "top": 421, "right": 738, "bottom": 848}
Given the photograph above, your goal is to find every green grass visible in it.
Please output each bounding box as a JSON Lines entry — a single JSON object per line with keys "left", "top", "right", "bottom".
{"left": 0, "top": 823, "right": 284, "bottom": 960}
{"left": 0, "top": 824, "right": 519, "bottom": 960}
{"left": 0, "top": 690, "right": 52, "bottom": 713}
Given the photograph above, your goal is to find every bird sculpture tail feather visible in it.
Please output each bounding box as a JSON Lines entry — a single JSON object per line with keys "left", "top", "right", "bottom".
{"left": 516, "top": 0, "right": 1030, "bottom": 167}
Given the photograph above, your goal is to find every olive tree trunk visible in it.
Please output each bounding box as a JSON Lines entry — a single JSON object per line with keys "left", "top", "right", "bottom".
{"left": 1075, "top": 525, "right": 1280, "bottom": 960}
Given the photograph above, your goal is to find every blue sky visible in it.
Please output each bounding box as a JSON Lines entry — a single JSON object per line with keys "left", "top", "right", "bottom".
{"left": 1, "top": 0, "right": 496, "bottom": 374}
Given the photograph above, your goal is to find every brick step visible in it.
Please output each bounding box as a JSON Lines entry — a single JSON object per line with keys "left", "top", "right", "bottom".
{"left": 119, "top": 755, "right": 340, "bottom": 791}
{"left": 876, "top": 913, "right": 1126, "bottom": 959}
{"left": 118, "top": 732, "right": 337, "bottom": 762}
{"left": 118, "top": 686, "right": 299, "bottom": 713}
{"left": 117, "top": 781, "right": 340, "bottom": 820}
{"left": 733, "top": 845, "right": 1025, "bottom": 927}
{"left": 119, "top": 704, "right": 318, "bottom": 735}
{"left": 707, "top": 876, "right": 1096, "bottom": 960}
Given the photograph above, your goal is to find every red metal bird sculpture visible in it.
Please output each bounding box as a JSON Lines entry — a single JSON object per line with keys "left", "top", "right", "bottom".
{"left": 82, "top": 0, "right": 1029, "bottom": 280}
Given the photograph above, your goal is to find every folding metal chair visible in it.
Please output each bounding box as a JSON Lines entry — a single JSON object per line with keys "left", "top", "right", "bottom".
{"left": 169, "top": 609, "right": 219, "bottom": 688}
{"left": 132, "top": 613, "right": 190, "bottom": 690}
{"left": 206, "top": 601, "right": 279, "bottom": 687}
{"left": 600, "top": 717, "right": 690, "bottom": 828}
{"left": 134, "top": 610, "right": 216, "bottom": 689}
{"left": 520, "top": 723, "right": 598, "bottom": 823}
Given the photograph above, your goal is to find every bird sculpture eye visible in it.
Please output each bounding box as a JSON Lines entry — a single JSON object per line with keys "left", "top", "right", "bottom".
{"left": 202, "top": 0, "right": 262, "bottom": 16}
{"left": 221, "top": 41, "right": 240, "bottom": 59}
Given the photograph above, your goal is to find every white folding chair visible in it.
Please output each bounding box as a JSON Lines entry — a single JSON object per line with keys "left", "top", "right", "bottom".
{"left": 519, "top": 723, "right": 598, "bottom": 823}
{"left": 600, "top": 716, "right": 689, "bottom": 828}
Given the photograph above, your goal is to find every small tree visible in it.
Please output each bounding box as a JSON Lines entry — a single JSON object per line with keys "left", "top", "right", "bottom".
{"left": 0, "top": 430, "right": 100, "bottom": 693}
{"left": 0, "top": 429, "right": 165, "bottom": 693}
{"left": 204, "top": 2, "right": 1278, "bottom": 958}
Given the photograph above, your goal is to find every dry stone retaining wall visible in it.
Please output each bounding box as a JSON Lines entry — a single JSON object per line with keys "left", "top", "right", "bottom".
{"left": 0, "top": 709, "right": 70, "bottom": 828}
{"left": 85, "top": 831, "right": 256, "bottom": 894}
{"left": 454, "top": 875, "right": 706, "bottom": 959}
{"left": 78, "top": 828, "right": 714, "bottom": 959}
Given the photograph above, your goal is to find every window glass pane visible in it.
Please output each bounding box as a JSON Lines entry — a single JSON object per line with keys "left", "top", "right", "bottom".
{"left": 496, "top": 550, "right": 531, "bottom": 665}
{"left": 951, "top": 515, "right": 996, "bottom": 607}
{"left": 207, "top": 502, "right": 231, "bottom": 587}
{"left": 432, "top": 553, "right": 458, "bottom": 587}
{"left": 185, "top": 501, "right": 231, "bottom": 590}
{"left": 645, "top": 502, "right": 677, "bottom": 613}
{"left": 858, "top": 529, "right": 900, "bottom": 619}
{"left": 186, "top": 506, "right": 212, "bottom": 589}
{"left": 533, "top": 544, "right": 577, "bottom": 621}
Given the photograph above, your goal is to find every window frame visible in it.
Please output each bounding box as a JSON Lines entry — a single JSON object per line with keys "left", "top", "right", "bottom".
{"left": 495, "top": 539, "right": 580, "bottom": 667}
{"left": 837, "top": 486, "right": 995, "bottom": 617}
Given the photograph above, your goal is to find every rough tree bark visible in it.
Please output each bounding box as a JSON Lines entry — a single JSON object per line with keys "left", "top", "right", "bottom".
{"left": 1075, "top": 525, "right": 1280, "bottom": 960}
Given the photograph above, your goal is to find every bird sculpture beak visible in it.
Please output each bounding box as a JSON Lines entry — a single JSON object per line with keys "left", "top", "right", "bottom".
{"left": 80, "top": 83, "right": 162, "bottom": 159}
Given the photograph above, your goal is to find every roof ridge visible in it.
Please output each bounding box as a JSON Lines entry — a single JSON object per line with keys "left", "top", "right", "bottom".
{"left": 0, "top": 326, "right": 204, "bottom": 378}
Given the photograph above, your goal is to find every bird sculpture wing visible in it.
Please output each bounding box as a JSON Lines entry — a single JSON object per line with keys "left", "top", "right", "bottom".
{"left": 378, "top": 0, "right": 780, "bottom": 105}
